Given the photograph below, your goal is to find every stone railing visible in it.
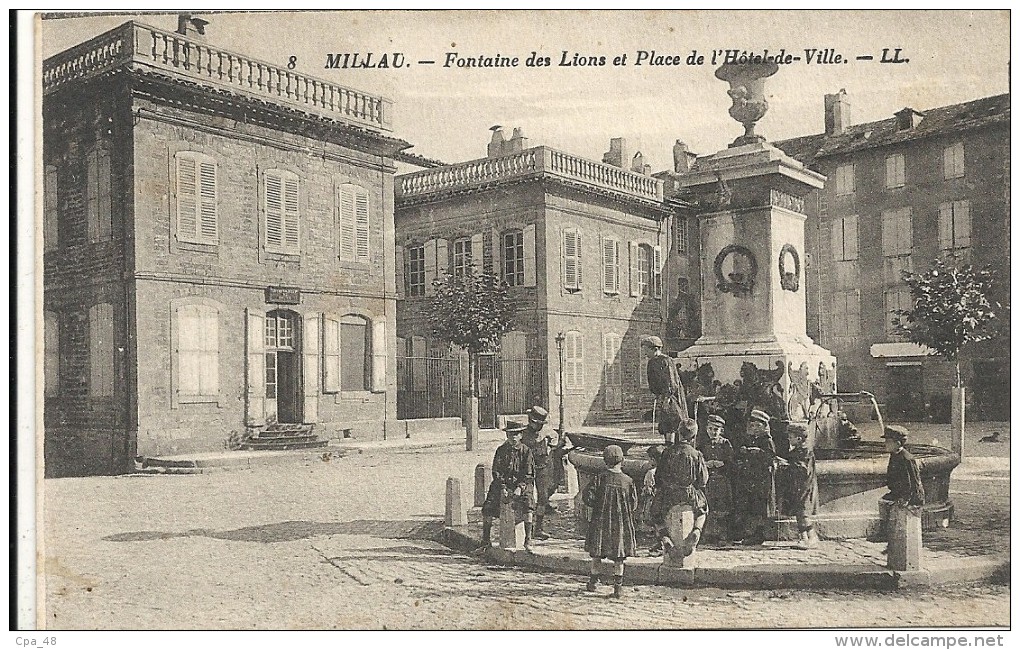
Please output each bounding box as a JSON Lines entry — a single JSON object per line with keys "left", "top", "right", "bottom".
{"left": 43, "top": 21, "right": 393, "bottom": 132}
{"left": 398, "top": 147, "right": 663, "bottom": 202}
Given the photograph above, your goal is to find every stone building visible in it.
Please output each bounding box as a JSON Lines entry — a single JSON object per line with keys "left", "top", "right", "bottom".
{"left": 42, "top": 18, "right": 408, "bottom": 475}
{"left": 394, "top": 130, "right": 670, "bottom": 428}
{"left": 770, "top": 92, "right": 1011, "bottom": 421}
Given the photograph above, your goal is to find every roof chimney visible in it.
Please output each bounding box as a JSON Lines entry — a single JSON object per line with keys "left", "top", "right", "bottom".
{"left": 824, "top": 89, "right": 851, "bottom": 136}
{"left": 177, "top": 14, "right": 209, "bottom": 39}
{"left": 602, "top": 138, "right": 629, "bottom": 168}
{"left": 506, "top": 127, "right": 529, "bottom": 153}
{"left": 672, "top": 140, "right": 697, "bottom": 173}
{"left": 487, "top": 126, "right": 506, "bottom": 158}
{"left": 895, "top": 107, "right": 925, "bottom": 131}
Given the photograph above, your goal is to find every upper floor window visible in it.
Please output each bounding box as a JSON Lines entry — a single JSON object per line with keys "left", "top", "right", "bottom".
{"left": 406, "top": 244, "right": 426, "bottom": 297}
{"left": 503, "top": 230, "right": 525, "bottom": 286}
{"left": 938, "top": 201, "right": 972, "bottom": 251}
{"left": 175, "top": 151, "right": 218, "bottom": 245}
{"left": 338, "top": 183, "right": 370, "bottom": 262}
{"left": 564, "top": 330, "right": 584, "bottom": 390}
{"left": 452, "top": 237, "right": 472, "bottom": 278}
{"left": 881, "top": 208, "right": 912, "bottom": 257}
{"left": 831, "top": 214, "right": 859, "bottom": 261}
{"left": 885, "top": 154, "right": 905, "bottom": 189}
{"left": 637, "top": 244, "right": 652, "bottom": 296}
{"left": 562, "top": 228, "right": 582, "bottom": 291}
{"left": 264, "top": 170, "right": 300, "bottom": 254}
{"left": 602, "top": 237, "right": 620, "bottom": 295}
{"left": 832, "top": 290, "right": 861, "bottom": 338}
{"left": 87, "top": 145, "right": 113, "bottom": 243}
{"left": 44, "top": 164, "right": 59, "bottom": 251}
{"left": 834, "top": 163, "right": 855, "bottom": 196}
{"left": 943, "top": 142, "right": 965, "bottom": 179}
{"left": 674, "top": 216, "right": 689, "bottom": 254}
{"left": 885, "top": 288, "right": 912, "bottom": 340}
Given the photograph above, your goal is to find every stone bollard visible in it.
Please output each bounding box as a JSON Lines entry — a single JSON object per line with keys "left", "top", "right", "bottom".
{"left": 444, "top": 477, "right": 467, "bottom": 527}
{"left": 887, "top": 503, "right": 922, "bottom": 571}
{"left": 499, "top": 497, "right": 526, "bottom": 549}
{"left": 564, "top": 459, "right": 579, "bottom": 497}
{"left": 663, "top": 505, "right": 697, "bottom": 567}
{"left": 474, "top": 464, "right": 491, "bottom": 507}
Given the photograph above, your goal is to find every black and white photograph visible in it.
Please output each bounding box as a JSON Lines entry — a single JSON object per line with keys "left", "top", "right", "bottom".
{"left": 18, "top": 8, "right": 1011, "bottom": 633}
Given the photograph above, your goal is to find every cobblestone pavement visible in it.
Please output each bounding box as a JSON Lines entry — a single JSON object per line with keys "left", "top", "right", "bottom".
{"left": 40, "top": 434, "right": 1009, "bottom": 630}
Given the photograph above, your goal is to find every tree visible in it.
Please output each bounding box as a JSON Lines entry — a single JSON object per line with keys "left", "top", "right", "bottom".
{"left": 894, "top": 258, "right": 999, "bottom": 388}
{"left": 427, "top": 267, "right": 516, "bottom": 397}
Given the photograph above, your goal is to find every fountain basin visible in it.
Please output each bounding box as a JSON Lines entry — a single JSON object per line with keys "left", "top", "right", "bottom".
{"left": 567, "top": 437, "right": 960, "bottom": 541}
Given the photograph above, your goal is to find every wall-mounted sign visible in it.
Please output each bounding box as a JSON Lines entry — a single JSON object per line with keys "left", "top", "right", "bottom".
{"left": 265, "top": 286, "right": 301, "bottom": 304}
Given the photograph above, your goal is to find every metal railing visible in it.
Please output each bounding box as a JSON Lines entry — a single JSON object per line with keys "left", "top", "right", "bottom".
{"left": 397, "top": 146, "right": 663, "bottom": 202}
{"left": 43, "top": 22, "right": 393, "bottom": 132}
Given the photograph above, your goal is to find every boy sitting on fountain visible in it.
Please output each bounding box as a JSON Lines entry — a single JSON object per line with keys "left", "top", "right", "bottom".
{"left": 651, "top": 417, "right": 709, "bottom": 558}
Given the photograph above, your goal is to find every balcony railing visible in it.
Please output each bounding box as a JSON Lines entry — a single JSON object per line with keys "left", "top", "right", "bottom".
{"left": 398, "top": 146, "right": 663, "bottom": 203}
{"left": 43, "top": 22, "right": 393, "bottom": 132}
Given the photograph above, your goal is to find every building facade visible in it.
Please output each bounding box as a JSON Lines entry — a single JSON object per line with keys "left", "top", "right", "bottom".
{"left": 43, "top": 20, "right": 407, "bottom": 475}
{"left": 395, "top": 131, "right": 671, "bottom": 429}
{"left": 771, "top": 92, "right": 1010, "bottom": 421}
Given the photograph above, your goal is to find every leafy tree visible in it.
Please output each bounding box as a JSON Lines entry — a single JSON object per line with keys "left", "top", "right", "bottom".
{"left": 894, "top": 258, "right": 999, "bottom": 388}
{"left": 427, "top": 267, "right": 516, "bottom": 397}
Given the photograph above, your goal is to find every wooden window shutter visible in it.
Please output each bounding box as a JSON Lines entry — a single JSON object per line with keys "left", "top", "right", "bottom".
{"left": 355, "top": 188, "right": 370, "bottom": 261}
{"left": 563, "top": 228, "right": 580, "bottom": 290}
{"left": 629, "top": 241, "right": 639, "bottom": 296}
{"left": 424, "top": 239, "right": 437, "bottom": 296}
{"left": 371, "top": 319, "right": 387, "bottom": 393}
{"left": 955, "top": 202, "right": 971, "bottom": 248}
{"left": 830, "top": 219, "right": 845, "bottom": 261}
{"left": 303, "top": 313, "right": 320, "bottom": 423}
{"left": 322, "top": 316, "right": 341, "bottom": 393}
{"left": 523, "top": 224, "right": 537, "bottom": 287}
{"left": 198, "top": 159, "right": 217, "bottom": 242}
{"left": 490, "top": 228, "right": 502, "bottom": 279}
{"left": 436, "top": 238, "right": 449, "bottom": 278}
{"left": 338, "top": 184, "right": 356, "bottom": 261}
{"left": 86, "top": 149, "right": 99, "bottom": 242}
{"left": 938, "top": 203, "right": 953, "bottom": 250}
{"left": 265, "top": 172, "right": 284, "bottom": 250}
{"left": 844, "top": 215, "right": 859, "bottom": 261}
{"left": 394, "top": 245, "right": 405, "bottom": 299}
{"left": 848, "top": 290, "right": 861, "bottom": 336}
{"left": 89, "top": 303, "right": 114, "bottom": 398}
{"left": 284, "top": 174, "right": 300, "bottom": 252}
{"left": 602, "top": 237, "right": 617, "bottom": 294}
{"left": 653, "top": 245, "right": 663, "bottom": 298}
{"left": 245, "top": 309, "right": 266, "bottom": 425}
{"left": 176, "top": 154, "right": 199, "bottom": 241}
{"left": 470, "top": 233, "right": 484, "bottom": 275}
{"left": 98, "top": 148, "right": 112, "bottom": 241}
{"left": 44, "top": 165, "right": 58, "bottom": 252}
{"left": 45, "top": 311, "right": 59, "bottom": 397}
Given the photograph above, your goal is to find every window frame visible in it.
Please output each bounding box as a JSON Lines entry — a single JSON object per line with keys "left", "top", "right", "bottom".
{"left": 337, "top": 183, "right": 370, "bottom": 263}
{"left": 674, "top": 216, "right": 689, "bottom": 254}
{"left": 562, "top": 227, "right": 582, "bottom": 291}
{"left": 406, "top": 244, "right": 426, "bottom": 297}
{"left": 172, "top": 298, "right": 222, "bottom": 407}
{"left": 263, "top": 168, "right": 301, "bottom": 256}
{"left": 637, "top": 243, "right": 653, "bottom": 296}
{"left": 885, "top": 153, "right": 906, "bottom": 189}
{"left": 938, "top": 200, "right": 972, "bottom": 251}
{"left": 834, "top": 162, "right": 855, "bottom": 196}
{"left": 174, "top": 151, "right": 218, "bottom": 246}
{"left": 564, "top": 330, "right": 584, "bottom": 391}
{"left": 502, "top": 230, "right": 525, "bottom": 287}
{"left": 943, "top": 142, "right": 965, "bottom": 180}
{"left": 452, "top": 237, "right": 472, "bottom": 278}
{"left": 602, "top": 236, "right": 620, "bottom": 295}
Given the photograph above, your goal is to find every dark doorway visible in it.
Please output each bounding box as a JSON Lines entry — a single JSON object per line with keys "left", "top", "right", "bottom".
{"left": 886, "top": 364, "right": 924, "bottom": 421}
{"left": 266, "top": 310, "right": 302, "bottom": 424}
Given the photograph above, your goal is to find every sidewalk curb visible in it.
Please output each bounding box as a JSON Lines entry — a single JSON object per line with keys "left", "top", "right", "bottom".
{"left": 438, "top": 525, "right": 1010, "bottom": 591}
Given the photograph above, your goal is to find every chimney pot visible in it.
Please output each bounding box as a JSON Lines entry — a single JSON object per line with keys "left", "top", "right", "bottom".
{"left": 824, "top": 89, "right": 851, "bottom": 136}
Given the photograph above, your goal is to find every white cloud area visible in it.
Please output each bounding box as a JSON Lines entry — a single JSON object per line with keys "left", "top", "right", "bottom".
{"left": 40, "top": 9, "right": 1009, "bottom": 171}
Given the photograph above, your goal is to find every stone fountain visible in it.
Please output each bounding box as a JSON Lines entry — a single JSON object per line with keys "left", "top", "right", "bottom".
{"left": 567, "top": 62, "right": 959, "bottom": 541}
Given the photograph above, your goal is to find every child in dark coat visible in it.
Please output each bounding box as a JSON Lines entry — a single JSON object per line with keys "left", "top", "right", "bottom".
{"left": 651, "top": 417, "right": 709, "bottom": 557}
{"left": 584, "top": 445, "right": 638, "bottom": 598}
{"left": 784, "top": 423, "right": 819, "bottom": 549}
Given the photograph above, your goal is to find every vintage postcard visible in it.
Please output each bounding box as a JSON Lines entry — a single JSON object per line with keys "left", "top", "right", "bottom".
{"left": 23, "top": 9, "right": 1010, "bottom": 634}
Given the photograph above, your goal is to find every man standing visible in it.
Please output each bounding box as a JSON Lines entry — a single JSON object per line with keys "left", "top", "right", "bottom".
{"left": 477, "top": 421, "right": 537, "bottom": 552}
{"left": 733, "top": 409, "right": 787, "bottom": 545}
{"left": 522, "top": 405, "right": 554, "bottom": 540}
{"left": 641, "top": 335, "right": 688, "bottom": 438}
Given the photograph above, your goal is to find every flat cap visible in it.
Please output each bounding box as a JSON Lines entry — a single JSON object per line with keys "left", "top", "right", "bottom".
{"left": 882, "top": 425, "right": 909, "bottom": 442}
{"left": 641, "top": 335, "right": 663, "bottom": 348}
{"left": 526, "top": 405, "right": 549, "bottom": 421}
{"left": 603, "top": 445, "right": 625, "bottom": 466}
{"left": 707, "top": 414, "right": 726, "bottom": 427}
{"left": 749, "top": 409, "right": 771, "bottom": 425}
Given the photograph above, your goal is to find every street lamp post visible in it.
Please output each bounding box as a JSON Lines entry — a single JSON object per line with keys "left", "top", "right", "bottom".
{"left": 554, "top": 332, "right": 566, "bottom": 437}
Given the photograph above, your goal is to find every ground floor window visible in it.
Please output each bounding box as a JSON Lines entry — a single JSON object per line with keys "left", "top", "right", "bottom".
{"left": 340, "top": 315, "right": 371, "bottom": 391}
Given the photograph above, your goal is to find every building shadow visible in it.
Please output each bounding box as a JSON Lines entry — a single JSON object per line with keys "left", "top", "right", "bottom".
{"left": 102, "top": 519, "right": 445, "bottom": 544}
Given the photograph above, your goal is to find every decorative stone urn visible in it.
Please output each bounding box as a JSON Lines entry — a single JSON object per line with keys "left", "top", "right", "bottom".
{"left": 715, "top": 61, "right": 779, "bottom": 147}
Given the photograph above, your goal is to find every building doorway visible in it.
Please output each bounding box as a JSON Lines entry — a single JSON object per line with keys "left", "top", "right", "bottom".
{"left": 266, "top": 309, "right": 302, "bottom": 423}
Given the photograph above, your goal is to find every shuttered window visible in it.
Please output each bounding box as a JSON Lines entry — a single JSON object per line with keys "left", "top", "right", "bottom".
{"left": 323, "top": 316, "right": 341, "bottom": 393}
{"left": 338, "top": 183, "right": 370, "bottom": 262}
{"left": 882, "top": 208, "right": 912, "bottom": 257}
{"left": 175, "top": 152, "right": 218, "bottom": 245}
{"left": 176, "top": 303, "right": 220, "bottom": 401}
{"left": 603, "top": 333, "right": 622, "bottom": 386}
{"left": 45, "top": 311, "right": 60, "bottom": 397}
{"left": 637, "top": 244, "right": 652, "bottom": 296}
{"left": 602, "top": 237, "right": 620, "bottom": 294}
{"left": 406, "top": 245, "right": 426, "bottom": 296}
{"left": 943, "top": 143, "right": 965, "bottom": 179}
{"left": 938, "top": 201, "right": 971, "bottom": 251}
{"left": 264, "top": 170, "right": 300, "bottom": 254}
{"left": 831, "top": 215, "right": 859, "bottom": 261}
{"left": 88, "top": 303, "right": 114, "bottom": 398}
{"left": 452, "top": 237, "right": 471, "bottom": 277}
{"left": 44, "top": 165, "right": 59, "bottom": 251}
{"left": 562, "top": 228, "right": 581, "bottom": 290}
{"left": 86, "top": 146, "right": 112, "bottom": 243}
{"left": 832, "top": 290, "right": 861, "bottom": 338}
{"left": 835, "top": 163, "right": 855, "bottom": 196}
{"left": 341, "top": 315, "right": 371, "bottom": 392}
{"left": 885, "top": 288, "right": 912, "bottom": 339}
{"left": 885, "top": 154, "right": 905, "bottom": 189}
{"left": 674, "top": 217, "right": 689, "bottom": 254}
{"left": 653, "top": 245, "right": 663, "bottom": 299}
{"left": 503, "top": 230, "right": 525, "bottom": 286}
{"left": 564, "top": 330, "right": 584, "bottom": 390}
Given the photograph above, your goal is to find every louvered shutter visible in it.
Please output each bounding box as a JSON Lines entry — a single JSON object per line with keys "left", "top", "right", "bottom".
{"left": 470, "top": 233, "right": 484, "bottom": 275}
{"left": 371, "top": 319, "right": 387, "bottom": 393}
{"left": 602, "top": 237, "right": 617, "bottom": 294}
{"left": 653, "top": 245, "right": 663, "bottom": 298}
{"left": 563, "top": 229, "right": 579, "bottom": 289}
{"left": 394, "top": 245, "right": 405, "bottom": 298}
{"left": 882, "top": 212, "right": 897, "bottom": 257}
{"left": 938, "top": 203, "right": 953, "bottom": 250}
{"left": 491, "top": 229, "right": 502, "bottom": 280}
{"left": 436, "top": 238, "right": 449, "bottom": 278}
{"left": 323, "top": 316, "right": 341, "bottom": 393}
{"left": 245, "top": 309, "right": 266, "bottom": 425}
{"left": 176, "top": 155, "right": 198, "bottom": 241}
{"left": 424, "top": 239, "right": 437, "bottom": 295}
{"left": 629, "top": 241, "right": 639, "bottom": 296}
{"left": 198, "top": 160, "right": 217, "bottom": 242}
{"left": 45, "top": 311, "right": 60, "bottom": 398}
{"left": 265, "top": 172, "right": 284, "bottom": 250}
{"left": 355, "top": 189, "right": 370, "bottom": 261}
{"left": 844, "top": 215, "right": 859, "bottom": 261}
{"left": 338, "top": 185, "right": 355, "bottom": 260}
{"left": 523, "top": 224, "right": 537, "bottom": 287}
{"left": 303, "top": 313, "right": 319, "bottom": 423}
{"left": 284, "top": 174, "right": 300, "bottom": 252}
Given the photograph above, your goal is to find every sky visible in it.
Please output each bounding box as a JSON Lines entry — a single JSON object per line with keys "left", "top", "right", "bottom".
{"left": 40, "top": 10, "right": 1010, "bottom": 172}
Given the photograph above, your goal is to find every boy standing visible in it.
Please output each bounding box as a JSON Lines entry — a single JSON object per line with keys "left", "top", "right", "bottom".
{"left": 785, "top": 422, "right": 819, "bottom": 549}
{"left": 477, "top": 421, "right": 536, "bottom": 552}
{"left": 522, "top": 405, "right": 554, "bottom": 540}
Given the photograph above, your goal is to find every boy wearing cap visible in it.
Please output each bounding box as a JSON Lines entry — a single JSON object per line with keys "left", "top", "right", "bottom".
{"left": 584, "top": 444, "right": 639, "bottom": 598}
{"left": 882, "top": 425, "right": 925, "bottom": 507}
{"left": 701, "top": 413, "right": 734, "bottom": 542}
{"left": 477, "top": 421, "right": 537, "bottom": 552}
{"left": 522, "top": 405, "right": 555, "bottom": 540}
{"left": 650, "top": 417, "right": 709, "bottom": 557}
{"left": 641, "top": 335, "right": 688, "bottom": 437}
{"left": 784, "top": 423, "right": 819, "bottom": 549}
{"left": 733, "top": 409, "right": 787, "bottom": 545}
